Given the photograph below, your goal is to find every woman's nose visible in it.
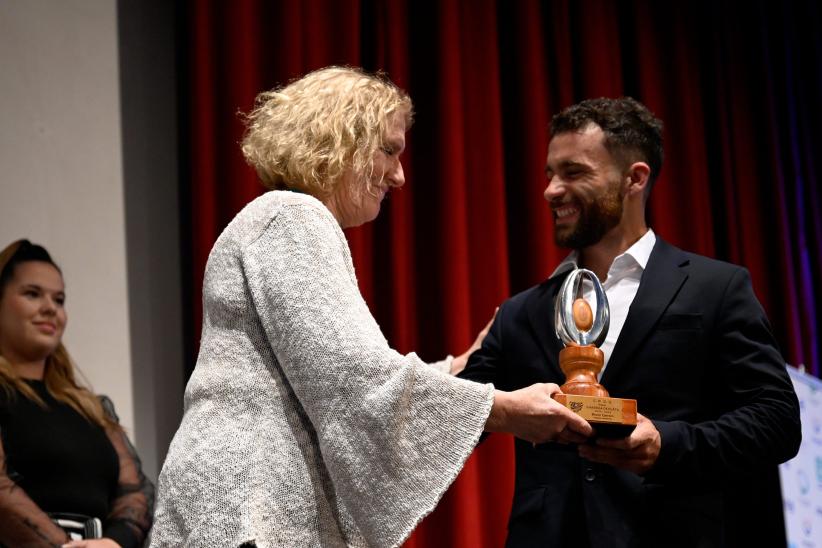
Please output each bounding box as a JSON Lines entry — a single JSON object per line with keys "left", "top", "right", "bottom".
{"left": 40, "top": 297, "right": 57, "bottom": 315}
{"left": 389, "top": 161, "right": 405, "bottom": 188}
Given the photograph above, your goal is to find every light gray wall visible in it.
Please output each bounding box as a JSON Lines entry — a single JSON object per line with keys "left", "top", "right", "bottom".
{"left": 118, "top": 0, "right": 184, "bottom": 482}
{"left": 0, "top": 0, "right": 133, "bottom": 422}
{"left": 0, "top": 0, "right": 183, "bottom": 482}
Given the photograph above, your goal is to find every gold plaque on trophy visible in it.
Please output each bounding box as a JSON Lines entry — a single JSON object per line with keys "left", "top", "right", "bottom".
{"left": 552, "top": 269, "right": 637, "bottom": 438}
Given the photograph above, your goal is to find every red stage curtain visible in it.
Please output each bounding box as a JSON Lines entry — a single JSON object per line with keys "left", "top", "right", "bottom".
{"left": 179, "top": 1, "right": 822, "bottom": 546}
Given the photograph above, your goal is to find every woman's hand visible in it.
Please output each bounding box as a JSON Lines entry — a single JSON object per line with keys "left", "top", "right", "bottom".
{"left": 450, "top": 308, "right": 498, "bottom": 375}
{"left": 486, "top": 383, "right": 593, "bottom": 444}
{"left": 63, "top": 538, "right": 121, "bottom": 548}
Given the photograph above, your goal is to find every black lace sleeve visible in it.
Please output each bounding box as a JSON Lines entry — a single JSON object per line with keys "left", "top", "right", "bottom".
{"left": 0, "top": 425, "right": 68, "bottom": 548}
{"left": 99, "top": 396, "right": 155, "bottom": 548}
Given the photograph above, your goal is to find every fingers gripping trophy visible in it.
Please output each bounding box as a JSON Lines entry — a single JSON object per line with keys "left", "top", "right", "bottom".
{"left": 553, "top": 268, "right": 637, "bottom": 438}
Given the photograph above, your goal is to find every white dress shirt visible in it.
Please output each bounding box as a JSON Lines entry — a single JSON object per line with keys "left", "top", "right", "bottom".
{"left": 549, "top": 229, "right": 657, "bottom": 377}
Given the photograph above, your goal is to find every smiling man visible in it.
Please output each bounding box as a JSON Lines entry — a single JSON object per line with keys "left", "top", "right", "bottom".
{"left": 459, "top": 97, "right": 801, "bottom": 548}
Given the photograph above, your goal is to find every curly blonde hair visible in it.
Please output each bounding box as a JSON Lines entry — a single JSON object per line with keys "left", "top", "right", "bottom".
{"left": 241, "top": 66, "right": 413, "bottom": 198}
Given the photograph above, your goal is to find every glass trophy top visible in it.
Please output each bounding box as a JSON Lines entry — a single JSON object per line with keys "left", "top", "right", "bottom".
{"left": 555, "top": 268, "right": 610, "bottom": 347}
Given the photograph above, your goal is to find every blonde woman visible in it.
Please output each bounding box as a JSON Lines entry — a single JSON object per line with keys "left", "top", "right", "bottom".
{"left": 0, "top": 240, "right": 153, "bottom": 548}
{"left": 150, "top": 66, "right": 591, "bottom": 548}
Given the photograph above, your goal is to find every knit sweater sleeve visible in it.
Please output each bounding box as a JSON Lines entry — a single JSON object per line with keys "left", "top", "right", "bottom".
{"left": 241, "top": 202, "right": 494, "bottom": 548}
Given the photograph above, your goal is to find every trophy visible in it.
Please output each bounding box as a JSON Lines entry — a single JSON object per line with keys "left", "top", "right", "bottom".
{"left": 552, "top": 268, "right": 637, "bottom": 438}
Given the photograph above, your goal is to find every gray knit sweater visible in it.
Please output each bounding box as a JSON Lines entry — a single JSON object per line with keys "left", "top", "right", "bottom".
{"left": 149, "top": 191, "right": 494, "bottom": 548}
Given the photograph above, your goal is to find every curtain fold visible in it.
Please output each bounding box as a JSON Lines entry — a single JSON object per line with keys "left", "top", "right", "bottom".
{"left": 180, "top": 1, "right": 822, "bottom": 545}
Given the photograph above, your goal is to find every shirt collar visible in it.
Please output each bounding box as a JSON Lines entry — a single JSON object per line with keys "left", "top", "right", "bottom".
{"left": 549, "top": 229, "right": 657, "bottom": 280}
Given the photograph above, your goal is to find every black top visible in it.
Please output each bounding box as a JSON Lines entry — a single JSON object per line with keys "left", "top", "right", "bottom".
{"left": 1, "top": 379, "right": 119, "bottom": 517}
{"left": 0, "top": 380, "right": 153, "bottom": 548}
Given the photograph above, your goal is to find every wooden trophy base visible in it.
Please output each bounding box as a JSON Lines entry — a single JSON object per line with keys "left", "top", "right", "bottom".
{"left": 554, "top": 345, "right": 637, "bottom": 439}
{"left": 554, "top": 393, "right": 637, "bottom": 438}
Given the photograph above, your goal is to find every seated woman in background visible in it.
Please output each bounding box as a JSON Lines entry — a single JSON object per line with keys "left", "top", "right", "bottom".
{"left": 0, "top": 240, "right": 153, "bottom": 548}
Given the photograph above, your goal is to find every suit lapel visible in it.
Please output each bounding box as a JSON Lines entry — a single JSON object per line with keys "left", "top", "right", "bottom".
{"left": 525, "top": 273, "right": 569, "bottom": 379}
{"left": 600, "top": 239, "right": 690, "bottom": 387}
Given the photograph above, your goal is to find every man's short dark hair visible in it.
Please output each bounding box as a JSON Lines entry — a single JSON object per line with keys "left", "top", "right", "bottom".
{"left": 550, "top": 97, "right": 664, "bottom": 192}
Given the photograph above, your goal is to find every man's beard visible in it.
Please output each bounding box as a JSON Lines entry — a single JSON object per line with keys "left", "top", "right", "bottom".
{"left": 554, "top": 181, "right": 625, "bottom": 249}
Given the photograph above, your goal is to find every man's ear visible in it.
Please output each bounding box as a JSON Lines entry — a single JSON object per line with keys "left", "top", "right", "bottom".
{"left": 625, "top": 162, "right": 651, "bottom": 197}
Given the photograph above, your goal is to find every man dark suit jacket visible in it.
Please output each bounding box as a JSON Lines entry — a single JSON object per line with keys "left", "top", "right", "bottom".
{"left": 460, "top": 238, "right": 801, "bottom": 548}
